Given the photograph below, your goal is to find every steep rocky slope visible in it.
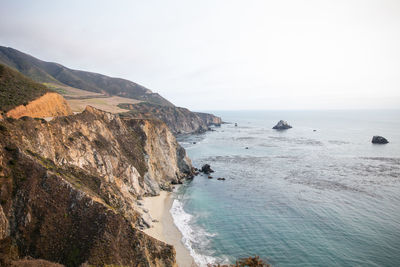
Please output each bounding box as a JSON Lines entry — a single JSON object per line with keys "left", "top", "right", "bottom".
{"left": 0, "top": 106, "right": 193, "bottom": 266}
{"left": 0, "top": 46, "right": 173, "bottom": 107}
{"left": 119, "top": 102, "right": 222, "bottom": 135}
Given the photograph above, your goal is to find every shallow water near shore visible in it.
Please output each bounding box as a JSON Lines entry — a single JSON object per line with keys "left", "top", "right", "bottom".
{"left": 173, "top": 110, "right": 400, "bottom": 267}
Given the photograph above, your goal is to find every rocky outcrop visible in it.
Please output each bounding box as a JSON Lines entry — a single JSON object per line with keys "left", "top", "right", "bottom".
{"left": 272, "top": 120, "right": 292, "bottom": 130}
{"left": 0, "top": 106, "right": 191, "bottom": 266}
{"left": 119, "top": 102, "right": 222, "bottom": 135}
{"left": 200, "top": 164, "right": 214, "bottom": 174}
{"left": 372, "top": 136, "right": 389, "bottom": 144}
{"left": 6, "top": 92, "right": 72, "bottom": 119}
{"left": 194, "top": 112, "right": 222, "bottom": 126}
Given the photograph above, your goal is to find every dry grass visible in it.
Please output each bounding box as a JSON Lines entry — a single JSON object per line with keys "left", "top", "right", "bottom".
{"left": 67, "top": 95, "right": 141, "bottom": 113}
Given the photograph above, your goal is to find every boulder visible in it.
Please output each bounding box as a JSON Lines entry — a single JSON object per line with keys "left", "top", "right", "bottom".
{"left": 372, "top": 136, "right": 389, "bottom": 144}
{"left": 201, "top": 164, "right": 214, "bottom": 174}
{"left": 272, "top": 120, "right": 292, "bottom": 130}
{"left": 208, "top": 176, "right": 213, "bottom": 179}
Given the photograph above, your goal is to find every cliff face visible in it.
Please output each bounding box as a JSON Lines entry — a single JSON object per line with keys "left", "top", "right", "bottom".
{"left": 6, "top": 92, "right": 72, "bottom": 119}
{"left": 195, "top": 112, "right": 222, "bottom": 126}
{"left": 119, "top": 102, "right": 222, "bottom": 135}
{"left": 0, "top": 106, "right": 192, "bottom": 266}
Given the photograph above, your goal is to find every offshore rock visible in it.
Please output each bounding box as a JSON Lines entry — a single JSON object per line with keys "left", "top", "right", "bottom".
{"left": 372, "top": 136, "right": 389, "bottom": 144}
{"left": 272, "top": 120, "right": 292, "bottom": 130}
{"left": 201, "top": 164, "right": 214, "bottom": 174}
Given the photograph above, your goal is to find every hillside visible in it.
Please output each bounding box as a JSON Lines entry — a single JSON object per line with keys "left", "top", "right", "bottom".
{"left": 0, "top": 64, "right": 51, "bottom": 112}
{"left": 0, "top": 64, "right": 72, "bottom": 119}
{"left": 0, "top": 46, "right": 173, "bottom": 106}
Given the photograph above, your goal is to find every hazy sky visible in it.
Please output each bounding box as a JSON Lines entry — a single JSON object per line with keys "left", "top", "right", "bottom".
{"left": 1, "top": 0, "right": 399, "bottom": 110}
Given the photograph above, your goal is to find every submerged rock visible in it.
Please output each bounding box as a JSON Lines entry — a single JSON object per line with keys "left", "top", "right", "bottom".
{"left": 201, "top": 164, "right": 214, "bottom": 174}
{"left": 372, "top": 136, "right": 389, "bottom": 144}
{"left": 272, "top": 120, "right": 292, "bottom": 130}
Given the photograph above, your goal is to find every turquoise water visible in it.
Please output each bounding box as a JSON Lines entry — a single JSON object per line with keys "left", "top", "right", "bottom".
{"left": 172, "top": 110, "right": 400, "bottom": 267}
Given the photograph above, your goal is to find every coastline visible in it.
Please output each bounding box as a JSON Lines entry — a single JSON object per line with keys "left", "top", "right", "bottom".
{"left": 143, "top": 190, "right": 197, "bottom": 267}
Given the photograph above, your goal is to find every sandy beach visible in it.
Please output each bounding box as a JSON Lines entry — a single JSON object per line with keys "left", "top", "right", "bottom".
{"left": 143, "top": 190, "right": 197, "bottom": 267}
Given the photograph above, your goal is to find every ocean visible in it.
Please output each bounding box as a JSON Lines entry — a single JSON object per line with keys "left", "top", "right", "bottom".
{"left": 172, "top": 110, "right": 400, "bottom": 267}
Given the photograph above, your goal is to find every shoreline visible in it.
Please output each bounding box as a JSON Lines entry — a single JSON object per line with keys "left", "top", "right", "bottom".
{"left": 142, "top": 190, "right": 197, "bottom": 267}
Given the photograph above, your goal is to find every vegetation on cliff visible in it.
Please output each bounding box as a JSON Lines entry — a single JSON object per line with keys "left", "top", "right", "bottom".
{"left": 0, "top": 64, "right": 51, "bottom": 112}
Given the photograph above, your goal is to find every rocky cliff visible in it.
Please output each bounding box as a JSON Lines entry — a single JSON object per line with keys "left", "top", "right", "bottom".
{"left": 0, "top": 106, "right": 193, "bottom": 266}
{"left": 194, "top": 112, "right": 222, "bottom": 126}
{"left": 119, "top": 102, "right": 222, "bottom": 135}
{"left": 6, "top": 92, "right": 72, "bottom": 119}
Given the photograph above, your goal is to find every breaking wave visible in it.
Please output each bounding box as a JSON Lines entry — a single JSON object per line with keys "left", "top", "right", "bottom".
{"left": 170, "top": 199, "right": 220, "bottom": 267}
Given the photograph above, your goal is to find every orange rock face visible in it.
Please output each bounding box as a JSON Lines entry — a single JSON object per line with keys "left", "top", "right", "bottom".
{"left": 6, "top": 92, "right": 72, "bottom": 119}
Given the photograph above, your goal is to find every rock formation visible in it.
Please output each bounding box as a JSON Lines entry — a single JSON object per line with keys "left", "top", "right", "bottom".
{"left": 371, "top": 136, "right": 389, "bottom": 144}
{"left": 272, "top": 120, "right": 292, "bottom": 130}
{"left": 201, "top": 164, "right": 214, "bottom": 174}
{"left": 0, "top": 106, "right": 192, "bottom": 266}
{"left": 194, "top": 112, "right": 222, "bottom": 126}
{"left": 119, "top": 102, "right": 222, "bottom": 135}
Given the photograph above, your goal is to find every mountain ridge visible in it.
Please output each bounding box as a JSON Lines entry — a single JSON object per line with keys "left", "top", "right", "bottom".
{"left": 0, "top": 46, "right": 174, "bottom": 107}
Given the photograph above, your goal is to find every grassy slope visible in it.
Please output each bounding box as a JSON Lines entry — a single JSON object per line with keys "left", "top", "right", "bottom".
{"left": 0, "top": 64, "right": 52, "bottom": 112}
{"left": 0, "top": 46, "right": 174, "bottom": 107}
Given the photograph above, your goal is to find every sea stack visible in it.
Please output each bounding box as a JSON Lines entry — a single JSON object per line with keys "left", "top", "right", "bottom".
{"left": 273, "top": 120, "right": 292, "bottom": 130}
{"left": 371, "top": 136, "right": 389, "bottom": 144}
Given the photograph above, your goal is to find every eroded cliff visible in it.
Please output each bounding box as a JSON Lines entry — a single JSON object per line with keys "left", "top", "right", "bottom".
{"left": 119, "top": 102, "right": 222, "bottom": 135}
{"left": 195, "top": 112, "right": 222, "bottom": 126}
{"left": 0, "top": 106, "right": 193, "bottom": 266}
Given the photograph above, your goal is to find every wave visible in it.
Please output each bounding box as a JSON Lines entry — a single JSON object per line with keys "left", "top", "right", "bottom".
{"left": 170, "top": 198, "right": 220, "bottom": 267}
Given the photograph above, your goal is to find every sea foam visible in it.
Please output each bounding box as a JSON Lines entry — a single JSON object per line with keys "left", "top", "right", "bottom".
{"left": 170, "top": 198, "right": 219, "bottom": 267}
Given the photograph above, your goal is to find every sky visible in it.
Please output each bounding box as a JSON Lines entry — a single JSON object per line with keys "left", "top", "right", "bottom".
{"left": 1, "top": 0, "right": 399, "bottom": 110}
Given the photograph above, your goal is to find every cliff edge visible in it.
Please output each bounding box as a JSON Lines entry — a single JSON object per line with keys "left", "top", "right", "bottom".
{"left": 0, "top": 106, "right": 192, "bottom": 266}
{"left": 119, "top": 102, "right": 222, "bottom": 135}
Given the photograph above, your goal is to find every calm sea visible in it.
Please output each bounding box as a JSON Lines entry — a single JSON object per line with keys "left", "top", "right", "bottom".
{"left": 173, "top": 110, "right": 400, "bottom": 267}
